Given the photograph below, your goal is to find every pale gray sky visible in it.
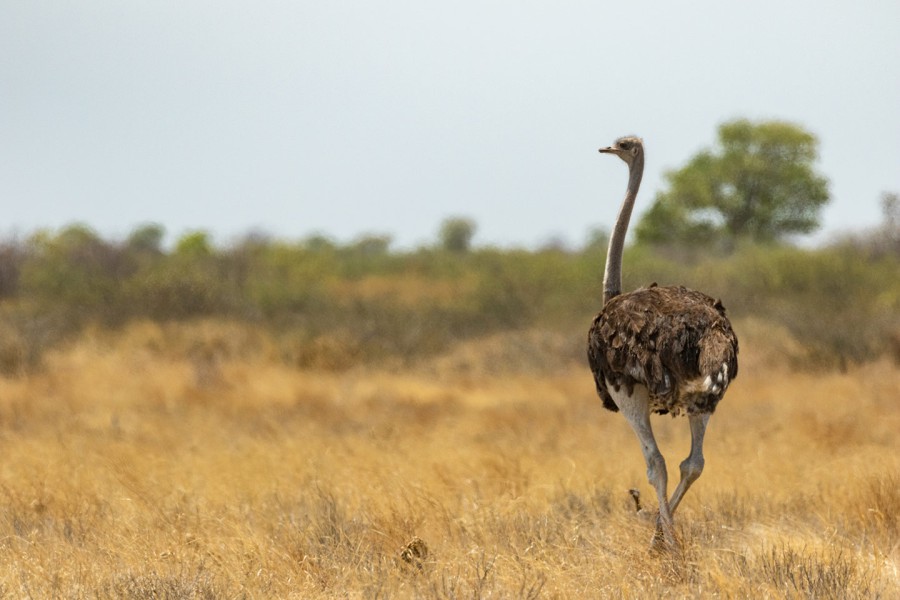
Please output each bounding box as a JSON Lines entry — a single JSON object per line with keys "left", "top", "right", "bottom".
{"left": 2, "top": 1, "right": 898, "bottom": 248}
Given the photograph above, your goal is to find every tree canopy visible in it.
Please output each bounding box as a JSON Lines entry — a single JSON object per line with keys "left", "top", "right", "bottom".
{"left": 635, "top": 119, "right": 830, "bottom": 246}
{"left": 438, "top": 217, "right": 477, "bottom": 253}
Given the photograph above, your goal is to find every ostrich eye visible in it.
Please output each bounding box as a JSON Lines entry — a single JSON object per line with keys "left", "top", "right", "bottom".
{"left": 618, "top": 142, "right": 628, "bottom": 149}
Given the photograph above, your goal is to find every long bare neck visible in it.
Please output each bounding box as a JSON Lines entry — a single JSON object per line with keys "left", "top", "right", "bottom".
{"left": 602, "top": 154, "right": 644, "bottom": 305}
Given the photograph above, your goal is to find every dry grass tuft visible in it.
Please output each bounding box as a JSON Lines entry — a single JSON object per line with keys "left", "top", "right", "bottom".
{"left": 0, "top": 320, "right": 897, "bottom": 597}
{"left": 730, "top": 544, "right": 877, "bottom": 600}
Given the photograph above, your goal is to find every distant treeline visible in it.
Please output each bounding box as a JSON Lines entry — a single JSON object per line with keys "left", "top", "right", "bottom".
{"left": 0, "top": 222, "right": 898, "bottom": 374}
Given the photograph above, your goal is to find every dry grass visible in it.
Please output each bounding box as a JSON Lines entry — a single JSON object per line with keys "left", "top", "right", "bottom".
{"left": 0, "top": 319, "right": 898, "bottom": 598}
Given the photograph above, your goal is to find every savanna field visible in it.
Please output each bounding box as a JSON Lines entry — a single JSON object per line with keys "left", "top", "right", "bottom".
{"left": 0, "top": 317, "right": 897, "bottom": 599}
{"left": 0, "top": 229, "right": 898, "bottom": 598}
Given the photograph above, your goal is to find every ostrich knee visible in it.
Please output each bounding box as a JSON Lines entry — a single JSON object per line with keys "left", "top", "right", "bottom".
{"left": 679, "top": 454, "right": 704, "bottom": 485}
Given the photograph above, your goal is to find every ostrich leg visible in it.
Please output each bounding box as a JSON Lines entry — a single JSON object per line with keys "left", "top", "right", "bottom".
{"left": 609, "top": 385, "right": 676, "bottom": 548}
{"left": 668, "top": 414, "right": 710, "bottom": 515}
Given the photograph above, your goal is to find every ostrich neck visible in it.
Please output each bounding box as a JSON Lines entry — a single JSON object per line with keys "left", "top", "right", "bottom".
{"left": 603, "top": 155, "right": 644, "bottom": 305}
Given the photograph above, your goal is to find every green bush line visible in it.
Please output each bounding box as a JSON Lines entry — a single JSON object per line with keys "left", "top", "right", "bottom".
{"left": 0, "top": 225, "right": 897, "bottom": 373}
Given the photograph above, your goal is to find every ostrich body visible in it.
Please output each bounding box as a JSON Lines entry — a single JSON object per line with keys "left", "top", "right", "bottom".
{"left": 587, "top": 136, "right": 739, "bottom": 548}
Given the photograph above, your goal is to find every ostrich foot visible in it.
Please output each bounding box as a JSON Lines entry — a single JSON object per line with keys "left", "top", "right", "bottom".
{"left": 649, "top": 513, "right": 680, "bottom": 553}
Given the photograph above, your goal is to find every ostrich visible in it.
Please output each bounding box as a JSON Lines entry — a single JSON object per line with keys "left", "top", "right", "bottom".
{"left": 587, "top": 136, "right": 738, "bottom": 549}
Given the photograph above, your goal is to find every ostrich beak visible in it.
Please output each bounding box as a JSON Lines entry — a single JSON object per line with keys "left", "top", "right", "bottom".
{"left": 598, "top": 146, "right": 617, "bottom": 154}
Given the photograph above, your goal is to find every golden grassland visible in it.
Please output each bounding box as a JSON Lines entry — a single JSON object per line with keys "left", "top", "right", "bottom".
{"left": 0, "top": 319, "right": 898, "bottom": 598}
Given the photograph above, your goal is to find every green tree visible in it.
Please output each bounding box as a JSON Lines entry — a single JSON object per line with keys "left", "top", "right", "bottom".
{"left": 349, "top": 234, "right": 392, "bottom": 257}
{"left": 438, "top": 217, "right": 477, "bottom": 253}
{"left": 126, "top": 223, "right": 166, "bottom": 255}
{"left": 175, "top": 230, "right": 214, "bottom": 257}
{"left": 20, "top": 224, "right": 126, "bottom": 314}
{"left": 636, "top": 119, "right": 830, "bottom": 245}
{"left": 122, "top": 229, "right": 234, "bottom": 319}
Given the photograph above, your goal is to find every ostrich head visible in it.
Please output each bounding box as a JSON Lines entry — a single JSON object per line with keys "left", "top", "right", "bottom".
{"left": 599, "top": 136, "right": 644, "bottom": 167}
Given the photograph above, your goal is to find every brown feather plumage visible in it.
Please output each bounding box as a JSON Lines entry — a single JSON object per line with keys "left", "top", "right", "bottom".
{"left": 587, "top": 284, "right": 739, "bottom": 416}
